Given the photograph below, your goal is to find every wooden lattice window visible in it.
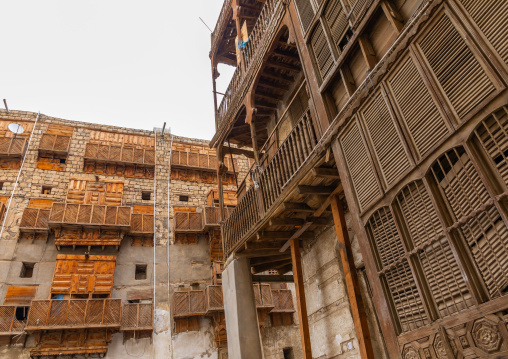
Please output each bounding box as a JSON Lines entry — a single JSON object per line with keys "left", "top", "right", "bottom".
{"left": 366, "top": 207, "right": 429, "bottom": 333}
{"left": 310, "top": 23, "right": 334, "bottom": 82}
{"left": 393, "top": 180, "right": 474, "bottom": 318}
{"left": 324, "top": 0, "right": 350, "bottom": 52}
{"left": 429, "top": 147, "right": 508, "bottom": 298}
{"left": 294, "top": 0, "right": 315, "bottom": 33}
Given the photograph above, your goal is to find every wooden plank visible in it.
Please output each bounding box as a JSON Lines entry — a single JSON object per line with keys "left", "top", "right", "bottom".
{"left": 269, "top": 217, "right": 305, "bottom": 227}
{"left": 297, "top": 185, "right": 336, "bottom": 195}
{"left": 133, "top": 205, "right": 154, "bottom": 215}
{"left": 251, "top": 275, "right": 294, "bottom": 283}
{"left": 3, "top": 286, "right": 37, "bottom": 305}
{"left": 29, "top": 199, "right": 57, "bottom": 209}
{"left": 331, "top": 196, "right": 374, "bottom": 359}
{"left": 290, "top": 238, "right": 312, "bottom": 359}
{"left": 312, "top": 167, "right": 340, "bottom": 179}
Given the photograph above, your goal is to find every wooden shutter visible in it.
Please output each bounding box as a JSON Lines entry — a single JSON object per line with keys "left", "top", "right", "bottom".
{"left": 3, "top": 286, "right": 37, "bottom": 306}
{"left": 340, "top": 121, "right": 381, "bottom": 211}
{"left": 294, "top": 0, "right": 315, "bottom": 33}
{"left": 324, "top": 0, "right": 349, "bottom": 48}
{"left": 310, "top": 24, "right": 334, "bottom": 81}
{"left": 458, "top": 0, "right": 508, "bottom": 65}
{"left": 429, "top": 147, "right": 508, "bottom": 298}
{"left": 417, "top": 12, "right": 497, "bottom": 120}
{"left": 367, "top": 207, "right": 429, "bottom": 332}
{"left": 386, "top": 55, "right": 449, "bottom": 158}
{"left": 360, "top": 94, "right": 411, "bottom": 186}
{"left": 394, "top": 181, "right": 473, "bottom": 317}
{"left": 472, "top": 106, "right": 508, "bottom": 185}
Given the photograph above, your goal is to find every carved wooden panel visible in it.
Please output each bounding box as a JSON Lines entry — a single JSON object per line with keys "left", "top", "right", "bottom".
{"left": 54, "top": 228, "right": 124, "bottom": 247}
{"left": 66, "top": 180, "right": 124, "bottom": 206}
{"left": 51, "top": 255, "right": 116, "bottom": 296}
{"left": 339, "top": 120, "right": 382, "bottom": 211}
{"left": 88, "top": 130, "right": 154, "bottom": 149}
{"left": 385, "top": 54, "right": 449, "bottom": 159}
{"left": 3, "top": 286, "right": 37, "bottom": 306}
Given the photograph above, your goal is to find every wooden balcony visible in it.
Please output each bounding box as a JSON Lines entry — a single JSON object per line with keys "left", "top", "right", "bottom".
{"left": 171, "top": 150, "right": 237, "bottom": 173}
{"left": 214, "top": 0, "right": 285, "bottom": 133}
{"left": 25, "top": 299, "right": 122, "bottom": 331}
{"left": 174, "top": 211, "right": 203, "bottom": 233}
{"left": 130, "top": 213, "right": 154, "bottom": 236}
{"left": 84, "top": 143, "right": 155, "bottom": 167}
{"left": 173, "top": 291, "right": 207, "bottom": 318}
{"left": 121, "top": 303, "right": 153, "bottom": 331}
{"left": 38, "top": 134, "right": 71, "bottom": 155}
{"left": 203, "top": 206, "right": 234, "bottom": 229}
{"left": 19, "top": 208, "right": 50, "bottom": 233}
{"left": 0, "top": 306, "right": 27, "bottom": 336}
{"left": 270, "top": 289, "right": 295, "bottom": 313}
{"left": 49, "top": 203, "right": 131, "bottom": 230}
{"left": 222, "top": 110, "right": 335, "bottom": 260}
{"left": 0, "top": 137, "right": 27, "bottom": 158}
{"left": 206, "top": 285, "right": 224, "bottom": 312}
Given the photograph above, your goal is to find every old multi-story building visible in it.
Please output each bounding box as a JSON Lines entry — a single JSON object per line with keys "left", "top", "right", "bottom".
{"left": 210, "top": 0, "right": 507, "bottom": 358}
{"left": 0, "top": 110, "right": 302, "bottom": 358}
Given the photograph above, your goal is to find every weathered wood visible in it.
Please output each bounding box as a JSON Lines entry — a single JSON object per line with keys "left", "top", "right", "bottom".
{"left": 312, "top": 167, "right": 340, "bottom": 179}
{"left": 290, "top": 238, "right": 312, "bottom": 359}
{"left": 252, "top": 275, "right": 294, "bottom": 283}
{"left": 297, "top": 185, "right": 336, "bottom": 195}
{"left": 331, "top": 196, "right": 374, "bottom": 359}
{"left": 269, "top": 217, "right": 305, "bottom": 227}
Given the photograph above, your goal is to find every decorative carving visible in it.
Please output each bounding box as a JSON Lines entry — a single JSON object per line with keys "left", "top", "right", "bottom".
{"left": 403, "top": 346, "right": 420, "bottom": 359}
{"left": 472, "top": 319, "right": 502, "bottom": 353}
{"left": 423, "top": 347, "right": 431, "bottom": 358}
{"left": 459, "top": 335, "right": 469, "bottom": 349}
{"left": 433, "top": 335, "right": 448, "bottom": 359}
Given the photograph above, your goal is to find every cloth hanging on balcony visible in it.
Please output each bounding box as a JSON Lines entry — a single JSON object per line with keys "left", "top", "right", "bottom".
{"left": 236, "top": 38, "right": 249, "bottom": 49}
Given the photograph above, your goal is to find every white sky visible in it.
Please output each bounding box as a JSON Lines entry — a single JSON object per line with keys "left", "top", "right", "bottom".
{"left": 0, "top": 1, "right": 235, "bottom": 140}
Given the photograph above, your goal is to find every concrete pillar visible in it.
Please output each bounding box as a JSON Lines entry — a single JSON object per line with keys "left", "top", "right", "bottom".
{"left": 222, "top": 256, "right": 264, "bottom": 359}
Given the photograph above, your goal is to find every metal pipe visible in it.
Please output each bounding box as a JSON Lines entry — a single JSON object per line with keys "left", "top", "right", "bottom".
{"left": 0, "top": 112, "right": 40, "bottom": 239}
{"left": 167, "top": 133, "right": 174, "bottom": 359}
{"left": 152, "top": 128, "right": 157, "bottom": 358}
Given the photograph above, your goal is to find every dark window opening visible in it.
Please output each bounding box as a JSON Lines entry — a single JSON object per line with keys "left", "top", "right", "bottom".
{"left": 142, "top": 191, "right": 152, "bottom": 201}
{"left": 179, "top": 195, "right": 189, "bottom": 202}
{"left": 338, "top": 28, "right": 353, "bottom": 51}
{"left": 15, "top": 307, "right": 29, "bottom": 321}
{"left": 128, "top": 299, "right": 141, "bottom": 304}
{"left": 20, "top": 262, "right": 35, "bottom": 278}
{"left": 135, "top": 264, "right": 147, "bottom": 280}
{"left": 283, "top": 348, "right": 294, "bottom": 359}
{"left": 59, "top": 158, "right": 66, "bottom": 164}
{"left": 0, "top": 182, "right": 3, "bottom": 190}
{"left": 41, "top": 186, "right": 52, "bottom": 195}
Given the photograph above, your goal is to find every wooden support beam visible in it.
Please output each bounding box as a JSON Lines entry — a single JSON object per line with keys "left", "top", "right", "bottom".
{"left": 283, "top": 202, "right": 314, "bottom": 213}
{"left": 277, "top": 264, "right": 293, "bottom": 275}
{"left": 280, "top": 221, "right": 313, "bottom": 252}
{"left": 291, "top": 238, "right": 312, "bottom": 359}
{"left": 227, "top": 146, "right": 255, "bottom": 158}
{"left": 252, "top": 275, "right": 294, "bottom": 283}
{"left": 306, "top": 216, "right": 333, "bottom": 226}
{"left": 269, "top": 217, "right": 305, "bottom": 227}
{"left": 312, "top": 167, "right": 341, "bottom": 179}
{"left": 259, "top": 71, "right": 294, "bottom": 84}
{"left": 244, "top": 241, "right": 283, "bottom": 251}
{"left": 339, "top": 65, "right": 357, "bottom": 97}
{"left": 257, "top": 82, "right": 289, "bottom": 92}
{"left": 297, "top": 185, "right": 336, "bottom": 195}
{"left": 331, "top": 196, "right": 374, "bottom": 359}
{"left": 236, "top": 249, "right": 284, "bottom": 258}
{"left": 252, "top": 259, "right": 292, "bottom": 274}
{"left": 380, "top": 0, "right": 404, "bottom": 33}
{"left": 313, "top": 183, "right": 343, "bottom": 218}
{"left": 254, "top": 92, "right": 283, "bottom": 102}
{"left": 257, "top": 231, "right": 314, "bottom": 241}
{"left": 272, "top": 50, "right": 300, "bottom": 61}
{"left": 266, "top": 61, "right": 301, "bottom": 73}
{"left": 251, "top": 254, "right": 292, "bottom": 266}
{"left": 358, "top": 35, "right": 377, "bottom": 69}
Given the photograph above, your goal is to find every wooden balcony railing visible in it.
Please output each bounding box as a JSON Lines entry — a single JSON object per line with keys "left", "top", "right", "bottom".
{"left": 222, "top": 109, "right": 318, "bottom": 254}
{"left": 253, "top": 284, "right": 274, "bottom": 309}
{"left": 216, "top": 0, "right": 285, "bottom": 130}
{"left": 271, "top": 289, "right": 295, "bottom": 313}
{"left": 203, "top": 206, "right": 234, "bottom": 228}
{"left": 19, "top": 208, "right": 50, "bottom": 232}
{"left": 206, "top": 285, "right": 224, "bottom": 312}
{"left": 259, "top": 109, "right": 317, "bottom": 211}
{"left": 171, "top": 150, "right": 237, "bottom": 173}
{"left": 49, "top": 203, "right": 131, "bottom": 229}
{"left": 174, "top": 211, "right": 203, "bottom": 233}
{"left": 131, "top": 214, "right": 154, "bottom": 235}
{"left": 84, "top": 143, "right": 155, "bottom": 166}
{"left": 121, "top": 303, "right": 153, "bottom": 331}
{"left": 211, "top": 0, "right": 233, "bottom": 58}
{"left": 0, "top": 137, "right": 27, "bottom": 158}
{"left": 0, "top": 306, "right": 27, "bottom": 335}
{"left": 26, "top": 299, "right": 122, "bottom": 330}
{"left": 173, "top": 291, "right": 207, "bottom": 318}
{"left": 39, "top": 134, "right": 71, "bottom": 154}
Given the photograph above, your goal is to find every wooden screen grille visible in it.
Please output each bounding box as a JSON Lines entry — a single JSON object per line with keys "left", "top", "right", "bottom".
{"left": 472, "top": 106, "right": 508, "bottom": 184}
{"left": 294, "top": 0, "right": 315, "bottom": 33}
{"left": 367, "top": 207, "right": 429, "bottom": 332}
{"left": 386, "top": 56, "right": 449, "bottom": 158}
{"left": 174, "top": 212, "right": 203, "bottom": 232}
{"left": 324, "top": 0, "right": 348, "bottom": 49}
{"left": 0, "top": 306, "right": 26, "bottom": 333}
{"left": 253, "top": 284, "right": 274, "bottom": 308}
{"left": 458, "top": 0, "right": 508, "bottom": 64}
{"left": 417, "top": 13, "right": 496, "bottom": 120}
{"left": 361, "top": 95, "right": 411, "bottom": 186}
{"left": 430, "top": 147, "right": 508, "bottom": 298}
{"left": 271, "top": 289, "right": 294, "bottom": 312}
{"left": 206, "top": 285, "right": 224, "bottom": 311}
{"left": 310, "top": 24, "right": 334, "bottom": 81}
{"left": 395, "top": 181, "right": 474, "bottom": 318}
{"left": 340, "top": 121, "right": 381, "bottom": 211}
{"left": 173, "top": 291, "right": 206, "bottom": 317}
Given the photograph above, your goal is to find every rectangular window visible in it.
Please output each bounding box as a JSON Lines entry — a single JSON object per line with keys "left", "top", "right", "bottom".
{"left": 20, "top": 263, "right": 35, "bottom": 278}
{"left": 41, "top": 186, "right": 52, "bottom": 195}
{"left": 179, "top": 195, "right": 189, "bottom": 202}
{"left": 135, "top": 264, "right": 147, "bottom": 280}
{"left": 0, "top": 182, "right": 3, "bottom": 190}
{"left": 142, "top": 191, "right": 152, "bottom": 201}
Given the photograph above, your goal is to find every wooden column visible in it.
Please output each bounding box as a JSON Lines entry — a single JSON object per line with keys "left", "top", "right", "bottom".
{"left": 331, "top": 196, "right": 374, "bottom": 359}
{"left": 212, "top": 66, "right": 219, "bottom": 131}
{"left": 290, "top": 238, "right": 312, "bottom": 359}
{"left": 217, "top": 145, "right": 226, "bottom": 222}
{"left": 249, "top": 120, "right": 260, "bottom": 165}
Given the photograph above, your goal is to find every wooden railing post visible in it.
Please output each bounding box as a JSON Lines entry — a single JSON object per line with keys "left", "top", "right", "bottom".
{"left": 290, "top": 238, "right": 312, "bottom": 359}
{"left": 331, "top": 196, "right": 374, "bottom": 359}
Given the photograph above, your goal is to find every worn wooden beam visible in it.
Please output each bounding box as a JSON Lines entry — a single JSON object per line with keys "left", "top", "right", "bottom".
{"left": 227, "top": 146, "right": 255, "bottom": 158}
{"left": 236, "top": 249, "right": 284, "bottom": 258}
{"left": 331, "top": 196, "right": 375, "bottom": 359}
{"left": 312, "top": 167, "right": 341, "bottom": 179}
{"left": 291, "top": 238, "right": 312, "bottom": 359}
{"left": 279, "top": 221, "right": 313, "bottom": 253}
{"left": 313, "top": 183, "right": 343, "bottom": 218}
{"left": 283, "top": 202, "right": 314, "bottom": 213}
{"left": 277, "top": 264, "right": 293, "bottom": 275}
{"left": 243, "top": 241, "right": 283, "bottom": 251}
{"left": 252, "top": 259, "right": 292, "bottom": 274}
{"left": 269, "top": 217, "right": 305, "bottom": 227}
{"left": 259, "top": 71, "right": 294, "bottom": 84}
{"left": 358, "top": 35, "right": 377, "bottom": 69}
{"left": 251, "top": 254, "right": 292, "bottom": 266}
{"left": 252, "top": 275, "right": 294, "bottom": 283}
{"left": 266, "top": 61, "right": 300, "bottom": 73}
{"left": 257, "top": 231, "right": 314, "bottom": 241}
{"left": 297, "top": 185, "right": 336, "bottom": 195}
